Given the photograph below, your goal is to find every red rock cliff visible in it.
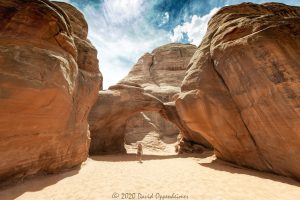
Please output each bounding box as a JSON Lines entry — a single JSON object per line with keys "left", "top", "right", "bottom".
{"left": 0, "top": 0, "right": 102, "bottom": 183}
{"left": 176, "top": 3, "right": 300, "bottom": 179}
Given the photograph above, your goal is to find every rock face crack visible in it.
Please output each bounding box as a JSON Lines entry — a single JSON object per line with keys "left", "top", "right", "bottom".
{"left": 148, "top": 54, "right": 160, "bottom": 86}
{"left": 211, "top": 57, "right": 271, "bottom": 170}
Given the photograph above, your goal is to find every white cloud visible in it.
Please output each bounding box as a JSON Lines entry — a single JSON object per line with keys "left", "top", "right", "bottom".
{"left": 83, "top": 0, "right": 170, "bottom": 89}
{"left": 102, "top": 0, "right": 145, "bottom": 25}
{"left": 170, "top": 7, "right": 220, "bottom": 45}
{"left": 57, "top": 1, "right": 220, "bottom": 89}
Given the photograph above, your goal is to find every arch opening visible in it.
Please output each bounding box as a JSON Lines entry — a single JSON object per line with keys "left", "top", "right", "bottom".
{"left": 124, "top": 111, "right": 179, "bottom": 154}
{"left": 88, "top": 85, "right": 212, "bottom": 155}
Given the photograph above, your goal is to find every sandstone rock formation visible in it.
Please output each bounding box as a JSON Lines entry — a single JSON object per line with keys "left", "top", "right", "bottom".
{"left": 121, "top": 44, "right": 209, "bottom": 151}
{"left": 89, "top": 84, "right": 165, "bottom": 154}
{"left": 0, "top": 0, "right": 101, "bottom": 183}
{"left": 176, "top": 2, "right": 300, "bottom": 179}
{"left": 124, "top": 111, "right": 179, "bottom": 151}
{"left": 89, "top": 44, "right": 211, "bottom": 154}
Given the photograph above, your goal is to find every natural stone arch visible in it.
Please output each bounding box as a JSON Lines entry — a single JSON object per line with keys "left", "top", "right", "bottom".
{"left": 88, "top": 84, "right": 211, "bottom": 155}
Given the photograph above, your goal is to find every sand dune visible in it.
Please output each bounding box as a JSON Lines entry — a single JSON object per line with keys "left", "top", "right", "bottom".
{"left": 0, "top": 152, "right": 300, "bottom": 200}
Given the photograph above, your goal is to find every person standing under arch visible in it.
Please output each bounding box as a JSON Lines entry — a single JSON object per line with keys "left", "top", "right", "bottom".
{"left": 137, "top": 143, "right": 143, "bottom": 163}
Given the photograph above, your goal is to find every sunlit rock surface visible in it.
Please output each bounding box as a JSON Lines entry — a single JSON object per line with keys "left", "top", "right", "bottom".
{"left": 176, "top": 2, "right": 300, "bottom": 179}
{"left": 0, "top": 0, "right": 101, "bottom": 183}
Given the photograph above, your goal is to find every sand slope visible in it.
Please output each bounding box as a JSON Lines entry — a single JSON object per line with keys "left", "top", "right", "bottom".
{"left": 0, "top": 152, "right": 300, "bottom": 200}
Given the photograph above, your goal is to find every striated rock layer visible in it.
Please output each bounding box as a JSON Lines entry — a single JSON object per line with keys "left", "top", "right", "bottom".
{"left": 0, "top": 0, "right": 102, "bottom": 183}
{"left": 176, "top": 2, "right": 300, "bottom": 179}
{"left": 89, "top": 44, "right": 211, "bottom": 154}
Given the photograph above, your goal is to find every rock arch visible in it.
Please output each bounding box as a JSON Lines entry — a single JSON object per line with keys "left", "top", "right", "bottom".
{"left": 88, "top": 84, "right": 211, "bottom": 154}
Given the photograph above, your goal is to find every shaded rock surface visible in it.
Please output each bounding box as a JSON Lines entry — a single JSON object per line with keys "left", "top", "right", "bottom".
{"left": 89, "top": 44, "right": 211, "bottom": 154}
{"left": 88, "top": 84, "right": 201, "bottom": 154}
{"left": 0, "top": 0, "right": 101, "bottom": 183}
{"left": 124, "top": 111, "right": 179, "bottom": 153}
{"left": 121, "top": 44, "right": 207, "bottom": 151}
{"left": 89, "top": 85, "right": 166, "bottom": 154}
{"left": 176, "top": 2, "right": 300, "bottom": 179}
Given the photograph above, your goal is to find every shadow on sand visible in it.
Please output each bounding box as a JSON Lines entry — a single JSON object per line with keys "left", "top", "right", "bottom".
{"left": 90, "top": 151, "right": 214, "bottom": 162}
{"left": 2, "top": 151, "right": 300, "bottom": 199}
{"left": 0, "top": 165, "right": 81, "bottom": 200}
{"left": 199, "top": 158, "right": 300, "bottom": 187}
{"left": 0, "top": 152, "right": 213, "bottom": 199}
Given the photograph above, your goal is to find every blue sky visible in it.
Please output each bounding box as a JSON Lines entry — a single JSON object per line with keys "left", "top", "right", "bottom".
{"left": 55, "top": 0, "right": 300, "bottom": 88}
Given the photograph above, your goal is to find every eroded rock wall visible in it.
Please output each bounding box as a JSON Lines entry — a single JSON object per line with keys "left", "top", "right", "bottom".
{"left": 0, "top": 0, "right": 101, "bottom": 183}
{"left": 176, "top": 3, "right": 300, "bottom": 179}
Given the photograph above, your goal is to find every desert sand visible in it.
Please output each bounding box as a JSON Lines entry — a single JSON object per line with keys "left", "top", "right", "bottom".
{"left": 0, "top": 150, "right": 300, "bottom": 200}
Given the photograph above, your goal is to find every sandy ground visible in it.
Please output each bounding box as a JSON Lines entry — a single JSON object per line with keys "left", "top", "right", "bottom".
{"left": 0, "top": 151, "right": 300, "bottom": 200}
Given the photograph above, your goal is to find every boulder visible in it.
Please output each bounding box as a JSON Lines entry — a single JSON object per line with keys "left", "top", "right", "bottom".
{"left": 0, "top": 0, "right": 101, "bottom": 183}
{"left": 176, "top": 3, "right": 300, "bottom": 179}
